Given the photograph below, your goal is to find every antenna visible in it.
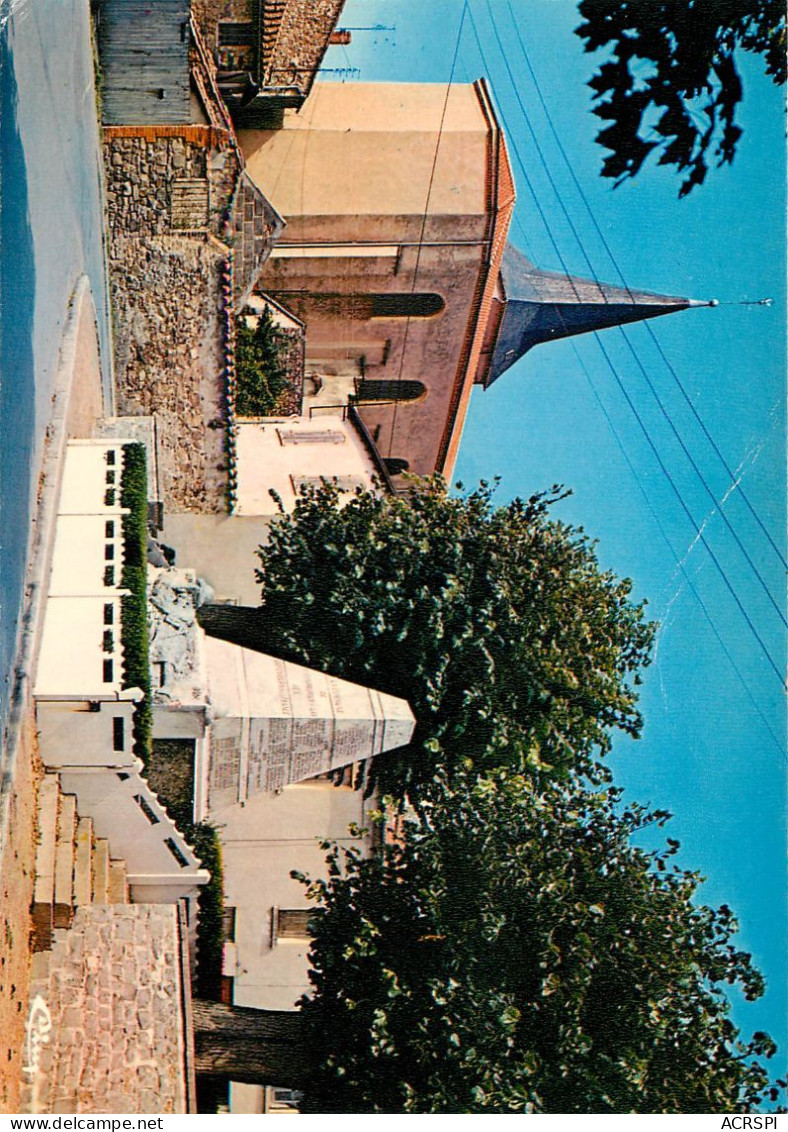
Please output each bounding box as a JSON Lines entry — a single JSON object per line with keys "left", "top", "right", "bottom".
{"left": 316, "top": 67, "right": 362, "bottom": 79}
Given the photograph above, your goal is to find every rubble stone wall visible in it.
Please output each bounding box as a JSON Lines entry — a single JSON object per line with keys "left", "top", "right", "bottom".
{"left": 109, "top": 235, "right": 229, "bottom": 512}
{"left": 104, "top": 134, "right": 239, "bottom": 238}
{"left": 21, "top": 905, "right": 187, "bottom": 1114}
{"left": 265, "top": 0, "right": 346, "bottom": 91}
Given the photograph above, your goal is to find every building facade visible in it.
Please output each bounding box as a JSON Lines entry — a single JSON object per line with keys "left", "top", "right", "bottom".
{"left": 241, "top": 80, "right": 515, "bottom": 483}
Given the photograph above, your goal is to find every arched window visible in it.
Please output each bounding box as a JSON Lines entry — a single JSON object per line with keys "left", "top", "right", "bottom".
{"left": 384, "top": 458, "right": 410, "bottom": 477}
{"left": 357, "top": 379, "right": 426, "bottom": 403}
{"left": 370, "top": 293, "right": 444, "bottom": 318}
{"left": 273, "top": 291, "right": 445, "bottom": 321}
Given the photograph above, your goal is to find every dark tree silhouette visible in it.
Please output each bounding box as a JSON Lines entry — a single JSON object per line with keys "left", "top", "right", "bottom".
{"left": 576, "top": 0, "right": 786, "bottom": 195}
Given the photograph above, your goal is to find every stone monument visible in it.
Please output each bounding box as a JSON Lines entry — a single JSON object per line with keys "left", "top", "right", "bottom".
{"left": 203, "top": 637, "right": 416, "bottom": 812}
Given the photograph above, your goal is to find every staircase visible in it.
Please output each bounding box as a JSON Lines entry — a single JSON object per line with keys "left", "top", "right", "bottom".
{"left": 21, "top": 904, "right": 190, "bottom": 1115}
{"left": 32, "top": 774, "right": 129, "bottom": 952}
{"left": 259, "top": 0, "right": 287, "bottom": 82}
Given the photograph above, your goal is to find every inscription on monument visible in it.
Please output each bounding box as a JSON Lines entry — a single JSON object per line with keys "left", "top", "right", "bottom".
{"left": 205, "top": 639, "right": 415, "bottom": 810}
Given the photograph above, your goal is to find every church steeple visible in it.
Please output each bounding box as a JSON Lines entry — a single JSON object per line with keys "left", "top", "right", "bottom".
{"left": 482, "top": 244, "right": 716, "bottom": 388}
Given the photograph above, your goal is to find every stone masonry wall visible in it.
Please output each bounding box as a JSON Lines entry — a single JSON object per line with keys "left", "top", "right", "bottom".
{"left": 191, "top": 0, "right": 345, "bottom": 96}
{"left": 110, "top": 235, "right": 229, "bottom": 512}
{"left": 104, "top": 133, "right": 241, "bottom": 512}
{"left": 21, "top": 905, "right": 187, "bottom": 1114}
{"left": 104, "top": 134, "right": 239, "bottom": 238}
{"left": 265, "top": 0, "right": 346, "bottom": 92}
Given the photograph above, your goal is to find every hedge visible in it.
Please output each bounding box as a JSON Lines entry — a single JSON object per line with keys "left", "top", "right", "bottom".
{"left": 119, "top": 443, "right": 152, "bottom": 764}
{"left": 189, "top": 823, "right": 225, "bottom": 1000}
{"left": 235, "top": 308, "right": 289, "bottom": 417}
{"left": 147, "top": 741, "right": 226, "bottom": 1001}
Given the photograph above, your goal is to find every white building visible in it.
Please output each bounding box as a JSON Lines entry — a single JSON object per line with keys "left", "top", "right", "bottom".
{"left": 34, "top": 440, "right": 209, "bottom": 905}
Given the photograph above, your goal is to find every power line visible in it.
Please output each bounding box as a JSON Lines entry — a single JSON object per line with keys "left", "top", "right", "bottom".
{"left": 591, "top": 332, "right": 785, "bottom": 685}
{"left": 465, "top": 3, "right": 785, "bottom": 685}
{"left": 566, "top": 339, "right": 786, "bottom": 756}
{"left": 484, "top": 0, "right": 785, "bottom": 628}
{"left": 386, "top": 0, "right": 469, "bottom": 459}
{"left": 504, "top": 0, "right": 788, "bottom": 576}
{"left": 509, "top": 205, "right": 786, "bottom": 753}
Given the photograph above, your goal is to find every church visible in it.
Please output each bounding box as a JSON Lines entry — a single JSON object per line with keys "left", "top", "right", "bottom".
{"left": 240, "top": 79, "right": 710, "bottom": 487}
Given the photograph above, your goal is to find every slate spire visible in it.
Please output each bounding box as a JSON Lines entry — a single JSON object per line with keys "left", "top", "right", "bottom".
{"left": 484, "top": 244, "right": 716, "bottom": 388}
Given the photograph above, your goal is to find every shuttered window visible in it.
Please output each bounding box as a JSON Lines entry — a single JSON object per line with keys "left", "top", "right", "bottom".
{"left": 272, "top": 908, "right": 313, "bottom": 944}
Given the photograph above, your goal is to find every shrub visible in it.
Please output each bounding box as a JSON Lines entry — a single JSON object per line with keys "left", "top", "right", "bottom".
{"left": 189, "top": 823, "right": 225, "bottom": 1000}
{"left": 147, "top": 741, "right": 226, "bottom": 1001}
{"left": 119, "top": 443, "right": 152, "bottom": 763}
{"left": 235, "top": 307, "right": 289, "bottom": 417}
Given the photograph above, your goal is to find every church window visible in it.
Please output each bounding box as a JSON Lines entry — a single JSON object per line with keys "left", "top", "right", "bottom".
{"left": 112, "top": 716, "right": 125, "bottom": 752}
{"left": 357, "top": 379, "right": 426, "bottom": 403}
{"left": 370, "top": 293, "right": 444, "bottom": 318}
{"left": 222, "top": 907, "right": 237, "bottom": 941}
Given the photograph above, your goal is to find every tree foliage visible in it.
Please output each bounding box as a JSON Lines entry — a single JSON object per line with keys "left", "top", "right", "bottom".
{"left": 575, "top": 0, "right": 786, "bottom": 195}
{"left": 254, "top": 478, "right": 654, "bottom": 799}
{"left": 296, "top": 769, "right": 781, "bottom": 1113}
{"left": 119, "top": 442, "right": 152, "bottom": 761}
{"left": 235, "top": 307, "right": 289, "bottom": 417}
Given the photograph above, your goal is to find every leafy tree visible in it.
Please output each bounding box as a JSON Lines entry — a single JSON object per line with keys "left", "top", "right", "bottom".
{"left": 235, "top": 306, "right": 289, "bottom": 417}
{"left": 575, "top": 0, "right": 786, "bottom": 195}
{"left": 292, "top": 769, "right": 781, "bottom": 1113}
{"left": 229, "top": 478, "right": 654, "bottom": 799}
{"left": 190, "top": 770, "right": 782, "bottom": 1111}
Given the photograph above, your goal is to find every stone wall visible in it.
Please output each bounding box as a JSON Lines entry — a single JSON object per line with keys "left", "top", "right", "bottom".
{"left": 104, "top": 133, "right": 239, "bottom": 238}
{"left": 104, "top": 132, "right": 238, "bottom": 513}
{"left": 103, "top": 112, "right": 280, "bottom": 513}
{"left": 191, "top": 0, "right": 345, "bottom": 97}
{"left": 109, "top": 235, "right": 229, "bottom": 512}
{"left": 264, "top": 0, "right": 346, "bottom": 93}
{"left": 21, "top": 905, "right": 189, "bottom": 1114}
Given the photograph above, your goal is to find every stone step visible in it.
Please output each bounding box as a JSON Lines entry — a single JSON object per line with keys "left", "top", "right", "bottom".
{"left": 32, "top": 775, "right": 60, "bottom": 951}
{"left": 91, "top": 838, "right": 110, "bottom": 904}
{"left": 29, "top": 949, "right": 51, "bottom": 986}
{"left": 53, "top": 793, "right": 77, "bottom": 929}
{"left": 108, "top": 859, "right": 129, "bottom": 904}
{"left": 72, "top": 817, "right": 94, "bottom": 907}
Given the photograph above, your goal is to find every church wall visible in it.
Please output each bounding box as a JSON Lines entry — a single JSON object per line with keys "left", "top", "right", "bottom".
{"left": 216, "top": 780, "right": 371, "bottom": 1013}
{"left": 259, "top": 238, "right": 488, "bottom": 475}
{"left": 240, "top": 80, "right": 503, "bottom": 479}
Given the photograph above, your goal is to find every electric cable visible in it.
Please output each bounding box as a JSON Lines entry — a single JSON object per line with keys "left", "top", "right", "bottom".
{"left": 505, "top": 0, "right": 787, "bottom": 575}
{"left": 485, "top": 0, "right": 785, "bottom": 626}
{"left": 386, "top": 0, "right": 469, "bottom": 460}
{"left": 465, "top": 5, "right": 785, "bottom": 685}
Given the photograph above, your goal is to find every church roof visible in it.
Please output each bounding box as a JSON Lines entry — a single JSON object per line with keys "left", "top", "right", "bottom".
{"left": 485, "top": 244, "right": 712, "bottom": 387}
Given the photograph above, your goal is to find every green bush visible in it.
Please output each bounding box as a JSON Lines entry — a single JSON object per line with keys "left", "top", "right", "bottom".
{"left": 119, "top": 443, "right": 152, "bottom": 764}
{"left": 235, "top": 307, "right": 289, "bottom": 417}
{"left": 146, "top": 740, "right": 226, "bottom": 1000}
{"left": 189, "top": 823, "right": 225, "bottom": 1001}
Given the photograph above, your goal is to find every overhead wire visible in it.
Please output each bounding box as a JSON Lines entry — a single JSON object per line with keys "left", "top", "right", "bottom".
{"left": 508, "top": 186, "right": 786, "bottom": 752}
{"left": 504, "top": 0, "right": 788, "bottom": 576}
{"left": 484, "top": 0, "right": 785, "bottom": 628}
{"left": 465, "top": 2, "right": 785, "bottom": 686}
{"left": 386, "top": 0, "right": 469, "bottom": 460}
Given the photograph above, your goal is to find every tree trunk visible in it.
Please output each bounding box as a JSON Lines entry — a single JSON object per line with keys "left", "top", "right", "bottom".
{"left": 198, "top": 604, "right": 298, "bottom": 659}
{"left": 192, "top": 1000, "right": 308, "bottom": 1088}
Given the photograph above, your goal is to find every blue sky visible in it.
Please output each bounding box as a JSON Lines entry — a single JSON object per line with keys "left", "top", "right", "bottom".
{"left": 325, "top": 0, "right": 787, "bottom": 1068}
